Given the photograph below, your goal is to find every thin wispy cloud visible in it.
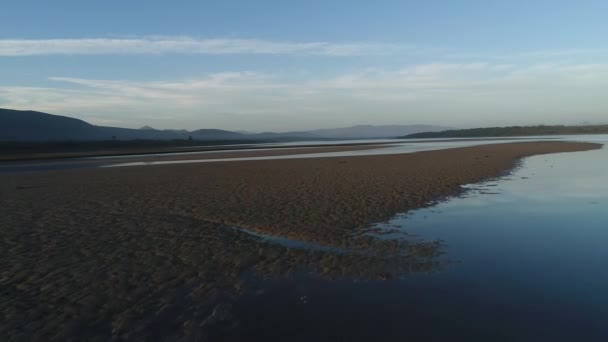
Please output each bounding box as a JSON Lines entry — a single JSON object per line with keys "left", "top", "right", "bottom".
{"left": 2, "top": 62, "right": 607, "bottom": 130}
{"left": 0, "top": 37, "right": 401, "bottom": 57}
{"left": 444, "top": 48, "right": 608, "bottom": 63}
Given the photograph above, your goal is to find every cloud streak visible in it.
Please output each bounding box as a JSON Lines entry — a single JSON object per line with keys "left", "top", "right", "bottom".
{"left": 2, "top": 62, "right": 608, "bottom": 130}
{"left": 0, "top": 37, "right": 399, "bottom": 57}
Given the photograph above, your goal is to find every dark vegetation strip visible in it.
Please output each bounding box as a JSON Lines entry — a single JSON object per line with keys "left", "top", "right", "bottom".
{"left": 404, "top": 124, "right": 608, "bottom": 139}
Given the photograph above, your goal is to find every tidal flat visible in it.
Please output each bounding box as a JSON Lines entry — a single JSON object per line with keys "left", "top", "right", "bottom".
{"left": 0, "top": 141, "right": 601, "bottom": 340}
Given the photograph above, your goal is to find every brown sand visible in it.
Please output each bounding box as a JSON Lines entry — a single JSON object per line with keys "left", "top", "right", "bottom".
{"left": 6, "top": 141, "right": 593, "bottom": 245}
{"left": 0, "top": 141, "right": 601, "bottom": 340}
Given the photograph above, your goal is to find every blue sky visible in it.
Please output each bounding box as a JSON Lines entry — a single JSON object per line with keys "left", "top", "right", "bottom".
{"left": 1, "top": 0, "right": 607, "bottom": 130}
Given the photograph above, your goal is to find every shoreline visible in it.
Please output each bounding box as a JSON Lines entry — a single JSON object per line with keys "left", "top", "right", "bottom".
{"left": 0, "top": 141, "right": 391, "bottom": 162}
{"left": 0, "top": 144, "right": 393, "bottom": 173}
{"left": 1, "top": 141, "right": 602, "bottom": 340}
{"left": 0, "top": 143, "right": 392, "bottom": 167}
{"left": 4, "top": 141, "right": 601, "bottom": 245}
{"left": 0, "top": 136, "right": 556, "bottom": 162}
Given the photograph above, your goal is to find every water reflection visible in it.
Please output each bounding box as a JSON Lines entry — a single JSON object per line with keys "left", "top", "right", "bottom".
{"left": 227, "top": 137, "right": 608, "bottom": 340}
{"left": 100, "top": 137, "right": 571, "bottom": 168}
{"left": 2, "top": 135, "right": 597, "bottom": 173}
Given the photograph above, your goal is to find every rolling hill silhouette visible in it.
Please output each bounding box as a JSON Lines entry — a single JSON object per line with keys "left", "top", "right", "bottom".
{"left": 0, "top": 108, "right": 448, "bottom": 142}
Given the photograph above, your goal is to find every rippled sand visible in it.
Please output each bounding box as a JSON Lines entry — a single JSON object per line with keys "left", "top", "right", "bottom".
{"left": 0, "top": 141, "right": 600, "bottom": 340}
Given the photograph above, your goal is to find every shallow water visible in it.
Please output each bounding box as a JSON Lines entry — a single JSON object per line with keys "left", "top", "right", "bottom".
{"left": 225, "top": 136, "right": 608, "bottom": 341}
{"left": 0, "top": 135, "right": 587, "bottom": 173}
{"left": 100, "top": 136, "right": 563, "bottom": 168}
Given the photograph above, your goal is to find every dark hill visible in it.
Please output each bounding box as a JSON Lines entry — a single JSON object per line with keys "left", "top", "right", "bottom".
{"left": 1, "top": 107, "right": 454, "bottom": 143}
{"left": 0, "top": 108, "right": 324, "bottom": 142}
{"left": 307, "top": 124, "right": 450, "bottom": 139}
{"left": 0, "top": 108, "right": 102, "bottom": 141}
{"left": 0, "top": 108, "right": 245, "bottom": 142}
{"left": 403, "top": 125, "right": 608, "bottom": 139}
{"left": 190, "top": 129, "right": 246, "bottom": 140}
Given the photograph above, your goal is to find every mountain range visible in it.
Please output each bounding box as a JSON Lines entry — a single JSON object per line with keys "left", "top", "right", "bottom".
{"left": 0, "top": 108, "right": 449, "bottom": 142}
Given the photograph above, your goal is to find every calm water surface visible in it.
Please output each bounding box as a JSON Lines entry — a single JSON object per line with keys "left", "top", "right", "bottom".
{"left": 227, "top": 136, "right": 608, "bottom": 341}
{"left": 0, "top": 136, "right": 563, "bottom": 172}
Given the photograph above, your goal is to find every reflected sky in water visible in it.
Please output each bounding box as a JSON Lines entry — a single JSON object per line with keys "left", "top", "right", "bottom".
{"left": 365, "top": 135, "right": 608, "bottom": 339}
{"left": 232, "top": 136, "right": 608, "bottom": 341}
{"left": 102, "top": 137, "right": 564, "bottom": 168}
{"left": 0, "top": 136, "right": 567, "bottom": 172}
{"left": 1, "top": 135, "right": 596, "bottom": 173}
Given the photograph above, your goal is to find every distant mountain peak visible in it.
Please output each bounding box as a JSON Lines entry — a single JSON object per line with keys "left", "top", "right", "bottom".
{"left": 139, "top": 125, "right": 156, "bottom": 130}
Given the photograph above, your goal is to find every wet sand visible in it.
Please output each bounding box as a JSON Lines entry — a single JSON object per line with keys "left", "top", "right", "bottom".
{"left": 0, "top": 141, "right": 601, "bottom": 340}
{"left": 0, "top": 144, "right": 392, "bottom": 173}
{"left": 0, "top": 136, "right": 542, "bottom": 162}
{"left": 0, "top": 141, "right": 393, "bottom": 162}
{"left": 86, "top": 144, "right": 391, "bottom": 163}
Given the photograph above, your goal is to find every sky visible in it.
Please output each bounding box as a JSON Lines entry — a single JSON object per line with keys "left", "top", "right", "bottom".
{"left": 1, "top": 0, "right": 608, "bottom": 131}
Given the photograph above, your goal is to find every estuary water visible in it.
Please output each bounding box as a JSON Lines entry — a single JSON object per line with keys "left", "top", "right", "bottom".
{"left": 226, "top": 135, "right": 608, "bottom": 341}
{"left": 0, "top": 135, "right": 576, "bottom": 172}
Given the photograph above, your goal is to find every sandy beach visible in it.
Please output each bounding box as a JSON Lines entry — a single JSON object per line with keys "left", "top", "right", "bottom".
{"left": 0, "top": 141, "right": 601, "bottom": 340}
